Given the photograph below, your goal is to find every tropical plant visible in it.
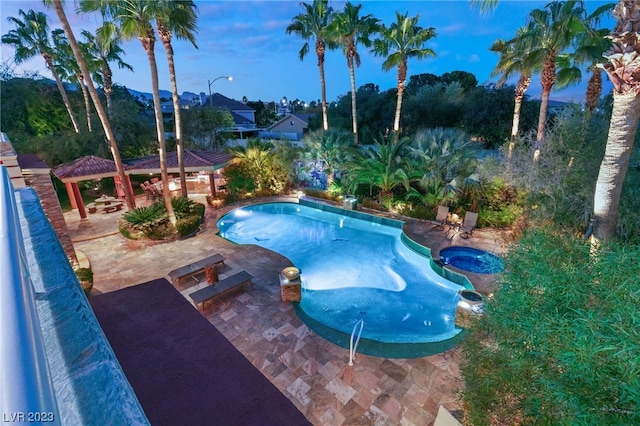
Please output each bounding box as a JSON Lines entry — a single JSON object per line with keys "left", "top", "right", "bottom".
{"left": 490, "top": 26, "right": 534, "bottom": 157}
{"left": 1, "top": 8, "right": 80, "bottom": 133}
{"left": 155, "top": 0, "right": 199, "bottom": 198}
{"left": 82, "top": 23, "right": 133, "bottom": 119}
{"left": 51, "top": 28, "right": 94, "bottom": 132}
{"left": 328, "top": 2, "right": 379, "bottom": 144}
{"left": 301, "top": 128, "right": 355, "bottom": 189}
{"left": 47, "top": 0, "right": 137, "bottom": 210}
{"left": 592, "top": 0, "right": 640, "bottom": 241}
{"left": 372, "top": 11, "right": 436, "bottom": 142}
{"left": 460, "top": 229, "right": 640, "bottom": 425}
{"left": 406, "top": 127, "right": 480, "bottom": 208}
{"left": 82, "top": 0, "right": 176, "bottom": 222}
{"left": 181, "top": 106, "right": 234, "bottom": 150}
{"left": 344, "top": 138, "right": 414, "bottom": 202}
{"left": 520, "top": 0, "right": 589, "bottom": 160}
{"left": 286, "top": 0, "right": 335, "bottom": 131}
{"left": 228, "top": 139, "right": 290, "bottom": 194}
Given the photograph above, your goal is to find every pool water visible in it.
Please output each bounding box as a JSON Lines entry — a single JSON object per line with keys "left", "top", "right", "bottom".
{"left": 217, "top": 203, "right": 465, "bottom": 345}
{"left": 439, "top": 246, "right": 504, "bottom": 274}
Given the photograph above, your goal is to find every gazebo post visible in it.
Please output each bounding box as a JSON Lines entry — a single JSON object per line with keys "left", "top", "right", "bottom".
{"left": 65, "top": 182, "right": 78, "bottom": 210}
{"left": 125, "top": 175, "right": 136, "bottom": 208}
{"left": 71, "top": 182, "right": 87, "bottom": 219}
{"left": 208, "top": 171, "right": 217, "bottom": 198}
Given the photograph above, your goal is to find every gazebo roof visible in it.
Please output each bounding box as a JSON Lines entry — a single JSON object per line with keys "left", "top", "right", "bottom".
{"left": 52, "top": 155, "right": 117, "bottom": 182}
{"left": 124, "top": 149, "right": 234, "bottom": 174}
{"left": 52, "top": 150, "right": 234, "bottom": 183}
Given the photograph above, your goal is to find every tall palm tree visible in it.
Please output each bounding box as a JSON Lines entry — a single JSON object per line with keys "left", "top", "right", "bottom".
{"left": 155, "top": 0, "right": 199, "bottom": 199}
{"left": 328, "top": 2, "right": 379, "bottom": 145}
{"left": 286, "top": 0, "right": 335, "bottom": 132}
{"left": 46, "top": 0, "right": 136, "bottom": 210}
{"left": 490, "top": 26, "right": 534, "bottom": 157}
{"left": 82, "top": 0, "right": 176, "bottom": 223}
{"left": 51, "top": 29, "right": 94, "bottom": 132}
{"left": 2, "top": 9, "right": 80, "bottom": 133}
{"left": 372, "top": 11, "right": 436, "bottom": 142}
{"left": 83, "top": 23, "right": 133, "bottom": 120}
{"left": 521, "top": 0, "right": 589, "bottom": 161}
{"left": 592, "top": 0, "right": 640, "bottom": 241}
{"left": 344, "top": 138, "right": 414, "bottom": 201}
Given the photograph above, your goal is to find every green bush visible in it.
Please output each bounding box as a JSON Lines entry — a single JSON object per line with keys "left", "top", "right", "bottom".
{"left": 175, "top": 215, "right": 202, "bottom": 237}
{"left": 171, "top": 196, "right": 197, "bottom": 219}
{"left": 123, "top": 203, "right": 166, "bottom": 225}
{"left": 74, "top": 267, "right": 93, "bottom": 295}
{"left": 459, "top": 229, "right": 640, "bottom": 425}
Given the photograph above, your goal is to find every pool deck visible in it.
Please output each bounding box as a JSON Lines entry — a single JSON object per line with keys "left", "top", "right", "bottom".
{"left": 65, "top": 194, "right": 513, "bottom": 425}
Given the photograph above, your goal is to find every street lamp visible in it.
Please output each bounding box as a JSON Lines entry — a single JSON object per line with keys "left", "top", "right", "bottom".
{"left": 207, "top": 75, "right": 232, "bottom": 105}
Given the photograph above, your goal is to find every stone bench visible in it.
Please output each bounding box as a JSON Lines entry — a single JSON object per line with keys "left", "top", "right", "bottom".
{"left": 167, "top": 254, "right": 226, "bottom": 286}
{"left": 189, "top": 270, "right": 254, "bottom": 312}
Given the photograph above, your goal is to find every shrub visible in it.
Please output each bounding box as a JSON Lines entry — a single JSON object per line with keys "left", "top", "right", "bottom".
{"left": 123, "top": 203, "right": 166, "bottom": 225}
{"left": 459, "top": 230, "right": 640, "bottom": 425}
{"left": 175, "top": 215, "right": 202, "bottom": 237}
{"left": 74, "top": 267, "right": 93, "bottom": 295}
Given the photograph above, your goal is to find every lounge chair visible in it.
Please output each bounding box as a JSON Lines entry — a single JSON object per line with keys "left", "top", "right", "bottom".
{"left": 432, "top": 205, "right": 449, "bottom": 230}
{"left": 459, "top": 211, "right": 479, "bottom": 239}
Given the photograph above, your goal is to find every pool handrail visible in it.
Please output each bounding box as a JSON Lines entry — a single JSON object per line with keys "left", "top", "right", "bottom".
{"left": 348, "top": 319, "right": 364, "bottom": 366}
{"left": 0, "top": 165, "right": 60, "bottom": 419}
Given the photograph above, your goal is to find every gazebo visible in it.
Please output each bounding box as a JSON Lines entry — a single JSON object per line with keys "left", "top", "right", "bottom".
{"left": 52, "top": 150, "right": 234, "bottom": 219}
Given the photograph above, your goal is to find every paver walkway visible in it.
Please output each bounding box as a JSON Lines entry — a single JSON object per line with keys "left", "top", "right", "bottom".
{"left": 68, "top": 193, "right": 511, "bottom": 425}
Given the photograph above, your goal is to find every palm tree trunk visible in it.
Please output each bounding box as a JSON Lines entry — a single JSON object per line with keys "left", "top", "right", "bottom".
{"left": 592, "top": 91, "right": 640, "bottom": 241}
{"left": 44, "top": 54, "right": 80, "bottom": 134}
{"left": 392, "top": 60, "right": 407, "bottom": 143}
{"left": 158, "top": 27, "right": 188, "bottom": 198}
{"left": 103, "top": 64, "right": 114, "bottom": 119}
{"left": 78, "top": 74, "right": 92, "bottom": 132}
{"left": 348, "top": 58, "right": 358, "bottom": 144}
{"left": 50, "top": 0, "right": 136, "bottom": 210}
{"left": 142, "top": 35, "right": 177, "bottom": 224}
{"left": 533, "top": 88, "right": 551, "bottom": 161}
{"left": 316, "top": 39, "right": 329, "bottom": 131}
{"left": 507, "top": 95, "right": 524, "bottom": 160}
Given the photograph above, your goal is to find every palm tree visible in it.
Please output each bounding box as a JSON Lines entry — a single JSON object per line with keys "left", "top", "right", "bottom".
{"left": 46, "top": 0, "right": 136, "bottom": 210}
{"left": 83, "top": 23, "right": 133, "bottom": 120}
{"left": 372, "top": 11, "right": 436, "bottom": 143}
{"left": 2, "top": 9, "right": 80, "bottom": 133}
{"left": 406, "top": 127, "right": 479, "bottom": 208}
{"left": 489, "top": 27, "right": 534, "bottom": 158}
{"left": 83, "top": 0, "right": 176, "bottom": 223}
{"left": 301, "top": 128, "right": 356, "bottom": 189}
{"left": 286, "top": 0, "right": 335, "bottom": 132}
{"left": 155, "top": 0, "right": 198, "bottom": 199}
{"left": 521, "top": 0, "right": 589, "bottom": 161}
{"left": 328, "top": 2, "right": 379, "bottom": 144}
{"left": 51, "top": 29, "right": 94, "bottom": 132}
{"left": 592, "top": 0, "right": 640, "bottom": 241}
{"left": 344, "top": 138, "right": 414, "bottom": 202}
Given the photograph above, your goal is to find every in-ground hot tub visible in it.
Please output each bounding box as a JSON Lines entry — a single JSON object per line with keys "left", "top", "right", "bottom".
{"left": 439, "top": 246, "right": 504, "bottom": 274}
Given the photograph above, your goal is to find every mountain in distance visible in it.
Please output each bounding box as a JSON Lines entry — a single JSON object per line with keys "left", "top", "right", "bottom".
{"left": 126, "top": 87, "right": 202, "bottom": 103}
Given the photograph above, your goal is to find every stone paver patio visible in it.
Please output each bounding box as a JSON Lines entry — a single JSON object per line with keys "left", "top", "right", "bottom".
{"left": 67, "top": 193, "right": 512, "bottom": 425}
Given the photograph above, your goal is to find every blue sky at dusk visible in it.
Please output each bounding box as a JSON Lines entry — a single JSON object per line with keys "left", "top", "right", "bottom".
{"left": 1, "top": 1, "right": 614, "bottom": 105}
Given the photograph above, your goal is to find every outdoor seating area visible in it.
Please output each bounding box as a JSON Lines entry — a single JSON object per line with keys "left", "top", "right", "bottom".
{"left": 87, "top": 195, "right": 124, "bottom": 214}
{"left": 432, "top": 205, "right": 479, "bottom": 238}
{"left": 189, "top": 270, "right": 254, "bottom": 312}
{"left": 167, "top": 253, "right": 226, "bottom": 286}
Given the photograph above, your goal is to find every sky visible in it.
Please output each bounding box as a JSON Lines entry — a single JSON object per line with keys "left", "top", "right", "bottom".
{"left": 1, "top": 1, "right": 615, "bottom": 106}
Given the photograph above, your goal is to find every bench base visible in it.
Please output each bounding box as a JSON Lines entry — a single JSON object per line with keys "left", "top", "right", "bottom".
{"left": 190, "top": 270, "right": 253, "bottom": 312}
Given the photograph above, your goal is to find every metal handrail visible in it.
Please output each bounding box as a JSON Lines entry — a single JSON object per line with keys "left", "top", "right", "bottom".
{"left": 0, "top": 165, "right": 59, "bottom": 419}
{"left": 348, "top": 319, "right": 364, "bottom": 366}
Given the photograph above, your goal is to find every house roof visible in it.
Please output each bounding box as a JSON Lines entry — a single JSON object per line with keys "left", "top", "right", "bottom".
{"left": 267, "top": 113, "right": 309, "bottom": 131}
{"left": 17, "top": 154, "right": 50, "bottom": 175}
{"left": 230, "top": 111, "right": 255, "bottom": 126}
{"left": 210, "top": 93, "right": 254, "bottom": 112}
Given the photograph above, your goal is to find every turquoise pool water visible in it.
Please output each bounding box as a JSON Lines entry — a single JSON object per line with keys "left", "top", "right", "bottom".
{"left": 217, "top": 202, "right": 464, "bottom": 345}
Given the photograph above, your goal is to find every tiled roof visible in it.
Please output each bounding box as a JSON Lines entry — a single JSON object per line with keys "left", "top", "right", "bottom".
{"left": 210, "top": 93, "right": 254, "bottom": 111}
{"left": 52, "top": 150, "right": 234, "bottom": 181}
{"left": 52, "top": 155, "right": 117, "bottom": 180}
{"left": 124, "top": 149, "right": 234, "bottom": 173}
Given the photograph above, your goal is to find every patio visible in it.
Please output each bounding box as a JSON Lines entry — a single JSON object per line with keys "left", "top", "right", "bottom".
{"left": 67, "top": 194, "right": 511, "bottom": 425}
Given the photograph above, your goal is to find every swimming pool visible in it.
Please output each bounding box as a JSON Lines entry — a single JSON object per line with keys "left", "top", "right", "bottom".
{"left": 439, "top": 246, "right": 504, "bottom": 274}
{"left": 217, "top": 202, "right": 465, "bottom": 348}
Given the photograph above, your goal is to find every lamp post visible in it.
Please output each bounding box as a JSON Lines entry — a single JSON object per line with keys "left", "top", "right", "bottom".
{"left": 207, "top": 75, "right": 232, "bottom": 106}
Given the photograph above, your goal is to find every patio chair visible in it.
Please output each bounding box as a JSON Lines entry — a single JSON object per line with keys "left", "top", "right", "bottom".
{"left": 460, "top": 211, "right": 479, "bottom": 239}
{"left": 432, "top": 205, "right": 449, "bottom": 231}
